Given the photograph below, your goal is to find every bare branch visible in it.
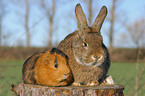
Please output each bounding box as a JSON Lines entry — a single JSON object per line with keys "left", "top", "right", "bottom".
{"left": 40, "top": 0, "right": 56, "bottom": 47}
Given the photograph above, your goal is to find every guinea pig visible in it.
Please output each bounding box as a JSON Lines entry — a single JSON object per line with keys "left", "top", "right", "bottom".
{"left": 22, "top": 48, "right": 74, "bottom": 86}
{"left": 22, "top": 52, "right": 45, "bottom": 84}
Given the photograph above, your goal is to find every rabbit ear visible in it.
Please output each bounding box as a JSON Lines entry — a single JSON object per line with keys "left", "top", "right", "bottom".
{"left": 92, "top": 6, "right": 107, "bottom": 33}
{"left": 75, "top": 4, "right": 89, "bottom": 35}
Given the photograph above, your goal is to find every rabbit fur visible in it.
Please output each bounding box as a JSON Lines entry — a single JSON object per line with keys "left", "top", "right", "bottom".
{"left": 58, "top": 4, "right": 110, "bottom": 85}
{"left": 22, "top": 48, "right": 74, "bottom": 86}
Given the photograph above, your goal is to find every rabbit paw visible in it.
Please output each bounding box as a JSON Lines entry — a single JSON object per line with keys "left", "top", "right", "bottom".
{"left": 86, "top": 81, "right": 99, "bottom": 86}
{"left": 72, "top": 81, "right": 81, "bottom": 86}
{"left": 101, "top": 75, "right": 114, "bottom": 85}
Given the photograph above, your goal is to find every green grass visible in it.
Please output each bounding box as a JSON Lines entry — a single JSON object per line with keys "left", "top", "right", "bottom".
{"left": 0, "top": 60, "right": 24, "bottom": 96}
{"left": 108, "top": 62, "right": 145, "bottom": 96}
{"left": 0, "top": 60, "right": 145, "bottom": 96}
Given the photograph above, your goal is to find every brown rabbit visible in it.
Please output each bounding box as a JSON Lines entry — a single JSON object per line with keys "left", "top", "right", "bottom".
{"left": 58, "top": 4, "right": 112, "bottom": 85}
{"left": 22, "top": 48, "right": 74, "bottom": 86}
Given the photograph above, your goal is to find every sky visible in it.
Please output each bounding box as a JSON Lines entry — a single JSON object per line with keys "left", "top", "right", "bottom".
{"left": 1, "top": 0, "right": 145, "bottom": 48}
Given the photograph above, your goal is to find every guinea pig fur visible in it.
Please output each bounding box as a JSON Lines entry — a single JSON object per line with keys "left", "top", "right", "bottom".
{"left": 22, "top": 52, "right": 45, "bottom": 84}
{"left": 22, "top": 48, "right": 74, "bottom": 86}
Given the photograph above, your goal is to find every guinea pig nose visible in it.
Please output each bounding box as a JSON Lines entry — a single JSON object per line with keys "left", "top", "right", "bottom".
{"left": 64, "top": 73, "right": 70, "bottom": 79}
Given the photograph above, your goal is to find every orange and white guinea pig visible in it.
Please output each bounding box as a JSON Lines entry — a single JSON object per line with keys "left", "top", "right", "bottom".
{"left": 22, "top": 48, "right": 74, "bottom": 86}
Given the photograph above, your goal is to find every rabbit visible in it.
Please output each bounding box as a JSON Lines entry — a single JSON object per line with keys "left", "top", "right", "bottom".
{"left": 22, "top": 48, "right": 74, "bottom": 86}
{"left": 58, "top": 4, "right": 113, "bottom": 86}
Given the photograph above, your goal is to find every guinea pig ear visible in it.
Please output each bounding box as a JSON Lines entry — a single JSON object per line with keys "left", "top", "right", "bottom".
{"left": 75, "top": 4, "right": 89, "bottom": 35}
{"left": 92, "top": 6, "right": 107, "bottom": 34}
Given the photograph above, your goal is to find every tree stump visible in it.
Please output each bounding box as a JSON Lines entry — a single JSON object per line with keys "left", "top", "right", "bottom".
{"left": 10, "top": 83, "right": 124, "bottom": 96}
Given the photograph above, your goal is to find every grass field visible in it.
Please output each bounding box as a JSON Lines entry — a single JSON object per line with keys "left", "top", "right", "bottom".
{"left": 0, "top": 60, "right": 144, "bottom": 96}
{"left": 108, "top": 62, "right": 145, "bottom": 96}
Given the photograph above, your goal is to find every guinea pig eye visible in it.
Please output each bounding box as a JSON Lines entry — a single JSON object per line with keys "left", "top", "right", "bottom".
{"left": 54, "top": 63, "right": 58, "bottom": 68}
{"left": 83, "top": 42, "right": 88, "bottom": 47}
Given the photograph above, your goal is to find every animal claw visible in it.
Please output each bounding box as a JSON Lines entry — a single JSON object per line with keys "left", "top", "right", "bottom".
{"left": 87, "top": 81, "right": 99, "bottom": 86}
{"left": 72, "top": 81, "right": 81, "bottom": 86}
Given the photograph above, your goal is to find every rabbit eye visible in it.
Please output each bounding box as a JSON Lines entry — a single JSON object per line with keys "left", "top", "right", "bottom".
{"left": 54, "top": 63, "right": 58, "bottom": 68}
{"left": 83, "top": 42, "right": 88, "bottom": 47}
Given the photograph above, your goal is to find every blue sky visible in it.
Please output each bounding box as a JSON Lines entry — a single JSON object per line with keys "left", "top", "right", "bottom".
{"left": 1, "top": 0, "right": 145, "bottom": 48}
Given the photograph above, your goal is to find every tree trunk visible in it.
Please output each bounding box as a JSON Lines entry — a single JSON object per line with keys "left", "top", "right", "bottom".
{"left": 88, "top": 0, "right": 92, "bottom": 26}
{"left": 25, "top": 0, "right": 30, "bottom": 48}
{"left": 48, "top": 0, "right": 55, "bottom": 47}
{"left": 0, "top": 19, "right": 2, "bottom": 47}
{"left": 109, "top": 0, "right": 115, "bottom": 50}
{"left": 11, "top": 83, "right": 124, "bottom": 96}
{"left": 48, "top": 15, "right": 53, "bottom": 47}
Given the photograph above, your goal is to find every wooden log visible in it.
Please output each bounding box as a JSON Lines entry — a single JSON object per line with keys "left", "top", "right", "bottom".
{"left": 10, "top": 83, "right": 124, "bottom": 96}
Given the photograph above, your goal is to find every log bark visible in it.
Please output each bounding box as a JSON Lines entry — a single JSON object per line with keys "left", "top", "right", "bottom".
{"left": 11, "top": 83, "right": 124, "bottom": 96}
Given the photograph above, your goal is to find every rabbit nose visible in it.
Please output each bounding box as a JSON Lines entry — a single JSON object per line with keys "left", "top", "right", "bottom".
{"left": 92, "top": 55, "right": 102, "bottom": 61}
{"left": 98, "top": 56, "right": 103, "bottom": 61}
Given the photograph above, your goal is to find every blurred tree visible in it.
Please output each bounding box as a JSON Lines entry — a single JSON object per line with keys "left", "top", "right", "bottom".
{"left": 127, "top": 19, "right": 145, "bottom": 48}
{"left": 11, "top": 0, "right": 31, "bottom": 47}
{"left": 25, "top": 0, "right": 30, "bottom": 48}
{"left": 109, "top": 0, "right": 116, "bottom": 50}
{"left": 40, "top": 0, "right": 55, "bottom": 47}
{"left": 0, "top": 0, "right": 7, "bottom": 47}
{"left": 108, "top": 0, "right": 126, "bottom": 49}
{"left": 127, "top": 18, "right": 145, "bottom": 96}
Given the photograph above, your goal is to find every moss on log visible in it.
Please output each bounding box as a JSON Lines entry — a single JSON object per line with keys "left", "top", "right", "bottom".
{"left": 10, "top": 83, "right": 124, "bottom": 96}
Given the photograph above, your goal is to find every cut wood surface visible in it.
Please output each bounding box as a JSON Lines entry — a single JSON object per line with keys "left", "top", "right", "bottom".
{"left": 11, "top": 83, "right": 124, "bottom": 96}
